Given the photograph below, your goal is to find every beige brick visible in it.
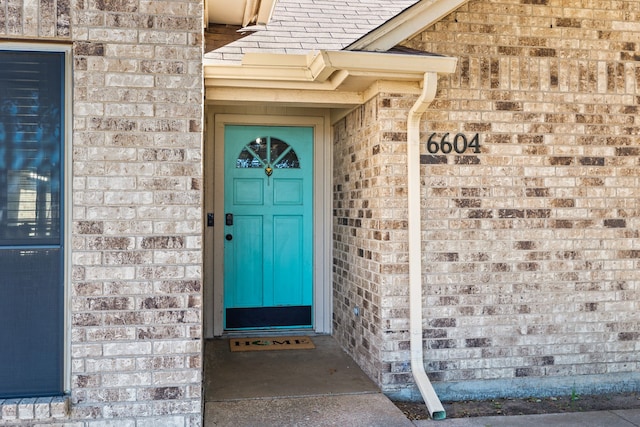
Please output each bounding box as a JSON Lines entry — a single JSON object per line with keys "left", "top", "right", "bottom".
{"left": 333, "top": 0, "right": 640, "bottom": 399}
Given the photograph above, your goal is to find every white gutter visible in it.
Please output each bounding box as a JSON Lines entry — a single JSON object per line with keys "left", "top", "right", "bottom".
{"left": 204, "top": 50, "right": 458, "bottom": 84}
{"left": 407, "top": 72, "right": 446, "bottom": 420}
{"left": 204, "top": 50, "right": 457, "bottom": 106}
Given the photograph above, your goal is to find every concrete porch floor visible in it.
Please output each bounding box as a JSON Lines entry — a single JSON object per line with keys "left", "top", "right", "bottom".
{"left": 204, "top": 335, "right": 413, "bottom": 426}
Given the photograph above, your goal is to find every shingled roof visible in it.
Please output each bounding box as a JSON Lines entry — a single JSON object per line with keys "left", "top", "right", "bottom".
{"left": 204, "top": 0, "right": 421, "bottom": 62}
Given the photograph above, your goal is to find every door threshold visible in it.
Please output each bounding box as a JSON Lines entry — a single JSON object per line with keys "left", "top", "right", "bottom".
{"left": 219, "top": 328, "right": 320, "bottom": 338}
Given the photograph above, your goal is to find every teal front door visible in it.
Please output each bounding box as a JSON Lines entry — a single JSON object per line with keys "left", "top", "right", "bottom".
{"left": 224, "top": 125, "right": 313, "bottom": 329}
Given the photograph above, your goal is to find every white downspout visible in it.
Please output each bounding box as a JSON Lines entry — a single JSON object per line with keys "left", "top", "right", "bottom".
{"left": 407, "top": 72, "right": 446, "bottom": 420}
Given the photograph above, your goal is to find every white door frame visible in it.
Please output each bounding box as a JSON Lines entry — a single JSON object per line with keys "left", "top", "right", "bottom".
{"left": 204, "top": 112, "right": 332, "bottom": 337}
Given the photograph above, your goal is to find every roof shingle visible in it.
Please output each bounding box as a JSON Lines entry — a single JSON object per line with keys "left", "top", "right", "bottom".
{"left": 205, "top": 0, "right": 420, "bottom": 62}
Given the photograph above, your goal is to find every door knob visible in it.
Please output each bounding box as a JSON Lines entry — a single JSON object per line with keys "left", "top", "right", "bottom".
{"left": 225, "top": 234, "right": 233, "bottom": 241}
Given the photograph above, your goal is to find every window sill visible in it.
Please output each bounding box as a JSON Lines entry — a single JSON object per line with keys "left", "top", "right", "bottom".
{"left": 0, "top": 396, "right": 69, "bottom": 423}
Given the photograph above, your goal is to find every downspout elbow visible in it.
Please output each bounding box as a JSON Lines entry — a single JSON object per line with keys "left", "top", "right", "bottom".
{"left": 407, "top": 72, "right": 446, "bottom": 420}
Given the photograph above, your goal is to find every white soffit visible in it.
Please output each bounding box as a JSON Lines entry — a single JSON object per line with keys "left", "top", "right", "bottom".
{"left": 346, "top": 0, "right": 470, "bottom": 52}
{"left": 207, "top": 0, "right": 277, "bottom": 27}
{"left": 204, "top": 50, "right": 457, "bottom": 107}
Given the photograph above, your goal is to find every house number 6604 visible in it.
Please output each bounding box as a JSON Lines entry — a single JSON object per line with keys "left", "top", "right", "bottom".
{"left": 426, "top": 133, "right": 481, "bottom": 154}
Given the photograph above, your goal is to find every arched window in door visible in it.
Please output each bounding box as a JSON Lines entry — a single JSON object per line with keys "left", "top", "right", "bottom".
{"left": 236, "top": 136, "right": 300, "bottom": 172}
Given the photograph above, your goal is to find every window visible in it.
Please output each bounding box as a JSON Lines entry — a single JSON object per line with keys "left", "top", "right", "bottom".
{"left": 236, "top": 136, "right": 300, "bottom": 169}
{"left": 0, "top": 49, "right": 66, "bottom": 398}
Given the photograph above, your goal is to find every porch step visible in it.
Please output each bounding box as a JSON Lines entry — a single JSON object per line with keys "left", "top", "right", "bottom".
{"left": 205, "top": 393, "right": 413, "bottom": 427}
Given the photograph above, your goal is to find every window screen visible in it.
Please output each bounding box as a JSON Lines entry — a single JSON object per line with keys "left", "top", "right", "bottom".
{"left": 0, "top": 50, "right": 65, "bottom": 398}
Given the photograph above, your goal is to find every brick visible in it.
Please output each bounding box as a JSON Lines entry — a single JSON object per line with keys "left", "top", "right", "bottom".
{"left": 5, "top": 0, "right": 640, "bottom": 417}
{"left": 333, "top": 0, "right": 640, "bottom": 400}
{"left": 61, "top": 0, "right": 202, "bottom": 418}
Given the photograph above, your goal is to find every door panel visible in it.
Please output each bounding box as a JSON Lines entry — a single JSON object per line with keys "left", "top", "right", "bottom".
{"left": 273, "top": 215, "right": 303, "bottom": 305}
{"left": 234, "top": 179, "right": 263, "bottom": 205}
{"left": 231, "top": 215, "right": 263, "bottom": 307}
{"left": 224, "top": 125, "right": 313, "bottom": 329}
{"left": 273, "top": 179, "right": 303, "bottom": 204}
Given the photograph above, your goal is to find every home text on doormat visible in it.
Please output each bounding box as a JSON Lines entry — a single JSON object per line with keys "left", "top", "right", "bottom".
{"left": 229, "top": 336, "right": 315, "bottom": 352}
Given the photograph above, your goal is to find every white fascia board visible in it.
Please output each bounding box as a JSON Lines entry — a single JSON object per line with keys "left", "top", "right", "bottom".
{"left": 242, "top": 50, "right": 457, "bottom": 78}
{"left": 204, "top": 50, "right": 457, "bottom": 106}
{"left": 203, "top": 52, "right": 327, "bottom": 83}
{"left": 204, "top": 50, "right": 457, "bottom": 84}
{"left": 208, "top": 0, "right": 245, "bottom": 25}
{"left": 241, "top": 52, "right": 314, "bottom": 68}
{"left": 239, "top": 51, "right": 337, "bottom": 82}
{"left": 205, "top": 69, "right": 350, "bottom": 91}
{"left": 207, "top": 0, "right": 278, "bottom": 26}
{"left": 346, "top": 0, "right": 469, "bottom": 52}
{"left": 206, "top": 86, "right": 365, "bottom": 107}
{"left": 256, "top": 0, "right": 277, "bottom": 25}
{"left": 204, "top": 65, "right": 314, "bottom": 82}
{"left": 206, "top": 80, "right": 423, "bottom": 108}
{"left": 322, "top": 50, "right": 457, "bottom": 75}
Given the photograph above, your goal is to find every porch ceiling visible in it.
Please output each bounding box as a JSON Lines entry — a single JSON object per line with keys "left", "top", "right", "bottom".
{"left": 204, "top": 49, "right": 458, "bottom": 109}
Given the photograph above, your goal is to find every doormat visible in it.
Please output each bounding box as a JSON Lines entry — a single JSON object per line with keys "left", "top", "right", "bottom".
{"left": 229, "top": 336, "right": 315, "bottom": 352}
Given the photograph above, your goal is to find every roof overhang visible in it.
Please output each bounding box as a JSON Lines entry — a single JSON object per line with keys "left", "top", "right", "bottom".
{"left": 204, "top": 50, "right": 457, "bottom": 110}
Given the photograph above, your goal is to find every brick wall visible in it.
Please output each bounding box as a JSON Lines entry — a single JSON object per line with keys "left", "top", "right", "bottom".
{"left": 401, "top": 0, "right": 639, "bottom": 399}
{"left": 333, "top": 100, "right": 382, "bottom": 383}
{"left": 333, "top": 95, "right": 417, "bottom": 387}
{"left": 0, "top": 0, "right": 70, "bottom": 37}
{"left": 334, "top": 0, "right": 639, "bottom": 401}
{"left": 1, "top": 0, "right": 204, "bottom": 425}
